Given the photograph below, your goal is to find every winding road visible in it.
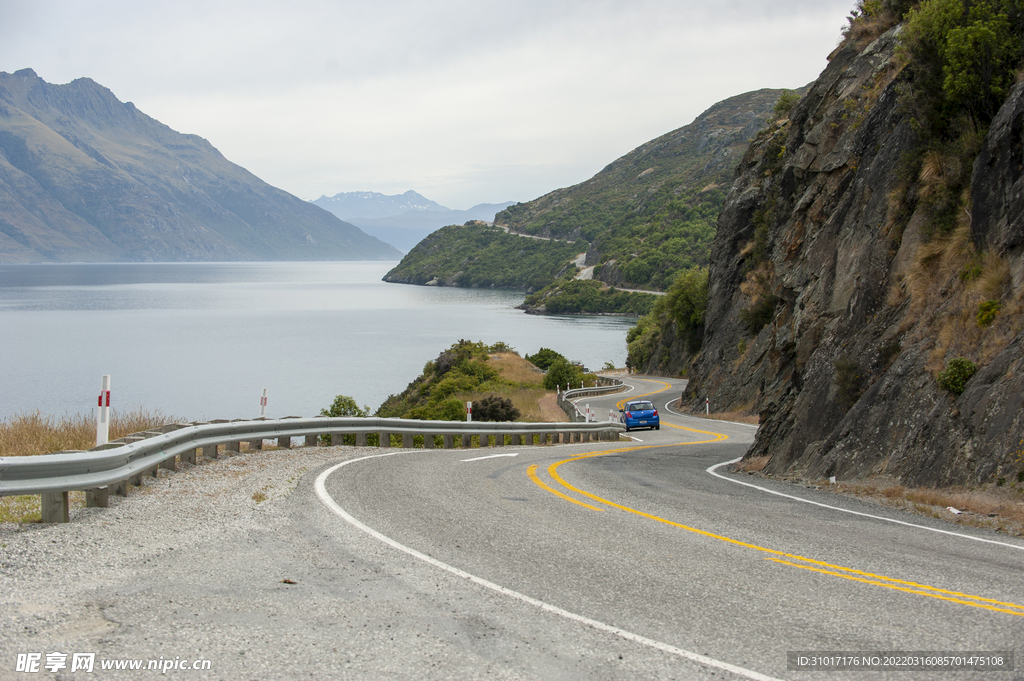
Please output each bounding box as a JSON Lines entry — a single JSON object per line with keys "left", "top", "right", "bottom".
{"left": 3, "top": 375, "right": 1021, "bottom": 679}
{"left": 314, "top": 375, "right": 1023, "bottom": 679}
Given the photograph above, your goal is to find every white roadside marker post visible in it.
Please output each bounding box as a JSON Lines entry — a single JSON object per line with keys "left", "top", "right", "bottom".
{"left": 259, "top": 388, "right": 268, "bottom": 418}
{"left": 706, "top": 397, "right": 709, "bottom": 415}
{"left": 96, "top": 374, "right": 111, "bottom": 446}
{"left": 466, "top": 401, "right": 472, "bottom": 422}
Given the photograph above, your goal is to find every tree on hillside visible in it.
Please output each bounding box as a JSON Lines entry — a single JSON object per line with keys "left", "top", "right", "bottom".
{"left": 526, "top": 347, "right": 566, "bottom": 371}
{"left": 543, "top": 358, "right": 584, "bottom": 391}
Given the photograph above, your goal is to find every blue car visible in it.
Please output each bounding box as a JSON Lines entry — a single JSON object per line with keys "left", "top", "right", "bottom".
{"left": 620, "top": 400, "right": 659, "bottom": 432}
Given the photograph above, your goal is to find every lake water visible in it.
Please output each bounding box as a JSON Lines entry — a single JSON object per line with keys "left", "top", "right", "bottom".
{"left": 0, "top": 262, "right": 636, "bottom": 421}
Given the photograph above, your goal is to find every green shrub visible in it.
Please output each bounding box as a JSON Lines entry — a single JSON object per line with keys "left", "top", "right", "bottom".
{"left": 900, "top": 0, "right": 1024, "bottom": 128}
{"left": 318, "top": 395, "right": 370, "bottom": 444}
{"left": 543, "top": 358, "right": 584, "bottom": 391}
{"left": 320, "top": 395, "right": 370, "bottom": 418}
{"left": 937, "top": 357, "right": 978, "bottom": 395}
{"left": 473, "top": 396, "right": 521, "bottom": 422}
{"left": 526, "top": 347, "right": 566, "bottom": 371}
{"left": 772, "top": 90, "right": 800, "bottom": 120}
{"left": 879, "top": 338, "right": 902, "bottom": 368}
{"left": 834, "top": 358, "right": 865, "bottom": 408}
{"left": 976, "top": 300, "right": 1000, "bottom": 327}
{"left": 739, "top": 293, "right": 779, "bottom": 336}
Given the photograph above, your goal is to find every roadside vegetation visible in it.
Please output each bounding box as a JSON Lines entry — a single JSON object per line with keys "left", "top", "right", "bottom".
{"left": 383, "top": 222, "right": 581, "bottom": 291}
{"left": 736, "top": 455, "right": 1024, "bottom": 537}
{"left": 373, "top": 340, "right": 576, "bottom": 423}
{"left": 626, "top": 267, "right": 709, "bottom": 371}
{"left": 0, "top": 408, "right": 180, "bottom": 523}
{"left": 521, "top": 279, "right": 658, "bottom": 315}
{"left": 0, "top": 408, "right": 178, "bottom": 458}
{"left": 876, "top": 0, "right": 1024, "bottom": 385}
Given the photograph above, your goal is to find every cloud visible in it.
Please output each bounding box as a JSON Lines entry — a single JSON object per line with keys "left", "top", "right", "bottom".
{"left": 1, "top": 0, "right": 855, "bottom": 208}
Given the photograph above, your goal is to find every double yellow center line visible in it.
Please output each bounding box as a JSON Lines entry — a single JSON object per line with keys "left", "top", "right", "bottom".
{"left": 528, "top": 380, "right": 1024, "bottom": 618}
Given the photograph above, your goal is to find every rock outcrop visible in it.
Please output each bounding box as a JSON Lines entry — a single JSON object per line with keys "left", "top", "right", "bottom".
{"left": 683, "top": 28, "right": 1024, "bottom": 487}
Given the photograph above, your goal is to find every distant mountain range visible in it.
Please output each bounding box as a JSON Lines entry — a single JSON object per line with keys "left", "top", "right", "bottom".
{"left": 312, "top": 191, "right": 514, "bottom": 252}
{"left": 0, "top": 69, "right": 400, "bottom": 262}
{"left": 313, "top": 190, "right": 447, "bottom": 219}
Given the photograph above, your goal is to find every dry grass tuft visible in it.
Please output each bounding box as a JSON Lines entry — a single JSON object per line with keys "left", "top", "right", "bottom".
{"left": 704, "top": 410, "right": 760, "bottom": 425}
{"left": 902, "top": 217, "right": 1023, "bottom": 373}
{"left": 844, "top": 10, "right": 900, "bottom": 50}
{"left": 736, "top": 456, "right": 771, "bottom": 473}
{"left": 836, "top": 479, "right": 1024, "bottom": 535}
{"left": 487, "top": 352, "right": 544, "bottom": 386}
{"left": 456, "top": 387, "right": 568, "bottom": 423}
{"left": 977, "top": 251, "right": 1011, "bottom": 300}
{"left": 1, "top": 408, "right": 181, "bottom": 457}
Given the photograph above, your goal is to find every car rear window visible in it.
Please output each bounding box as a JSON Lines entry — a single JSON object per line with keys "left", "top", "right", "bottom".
{"left": 629, "top": 402, "right": 654, "bottom": 411}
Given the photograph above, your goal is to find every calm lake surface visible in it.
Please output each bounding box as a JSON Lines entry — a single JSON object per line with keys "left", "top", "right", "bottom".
{"left": 0, "top": 262, "right": 636, "bottom": 421}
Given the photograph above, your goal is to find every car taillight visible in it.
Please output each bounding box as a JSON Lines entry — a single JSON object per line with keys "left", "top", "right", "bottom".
{"left": 653, "top": 409, "right": 658, "bottom": 416}
{"left": 625, "top": 411, "right": 632, "bottom": 418}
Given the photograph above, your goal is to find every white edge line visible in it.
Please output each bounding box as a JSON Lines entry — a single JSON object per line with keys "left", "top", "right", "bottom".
{"left": 707, "top": 458, "right": 1024, "bottom": 552}
{"left": 315, "top": 453, "right": 783, "bottom": 681}
{"left": 662, "top": 399, "right": 759, "bottom": 429}
{"left": 461, "top": 453, "right": 519, "bottom": 462}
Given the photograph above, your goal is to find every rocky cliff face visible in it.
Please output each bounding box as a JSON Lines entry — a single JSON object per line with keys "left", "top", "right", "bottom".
{"left": 683, "top": 28, "right": 1024, "bottom": 487}
{"left": 0, "top": 69, "right": 400, "bottom": 262}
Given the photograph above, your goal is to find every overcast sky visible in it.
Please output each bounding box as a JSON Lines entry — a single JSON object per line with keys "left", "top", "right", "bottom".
{"left": 1, "top": 0, "right": 855, "bottom": 209}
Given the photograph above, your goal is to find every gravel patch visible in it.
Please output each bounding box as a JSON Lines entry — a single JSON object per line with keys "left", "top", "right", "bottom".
{"left": 0, "top": 445, "right": 361, "bottom": 679}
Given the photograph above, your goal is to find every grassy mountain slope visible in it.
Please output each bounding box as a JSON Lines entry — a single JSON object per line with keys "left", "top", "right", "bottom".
{"left": 382, "top": 222, "right": 581, "bottom": 290}
{"left": 384, "top": 88, "right": 791, "bottom": 313}
{"left": 0, "top": 69, "right": 400, "bottom": 262}
{"left": 498, "top": 89, "right": 792, "bottom": 296}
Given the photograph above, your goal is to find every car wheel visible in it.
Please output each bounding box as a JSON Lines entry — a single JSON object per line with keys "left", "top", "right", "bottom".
{"left": 655, "top": 425, "right": 660, "bottom": 430}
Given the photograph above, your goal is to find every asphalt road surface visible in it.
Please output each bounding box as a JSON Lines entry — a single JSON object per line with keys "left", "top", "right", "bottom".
{"left": 2, "top": 375, "right": 1021, "bottom": 679}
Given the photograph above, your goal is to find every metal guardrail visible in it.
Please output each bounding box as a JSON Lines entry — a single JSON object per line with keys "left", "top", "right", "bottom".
{"left": 559, "top": 376, "right": 628, "bottom": 422}
{"left": 0, "top": 416, "right": 624, "bottom": 523}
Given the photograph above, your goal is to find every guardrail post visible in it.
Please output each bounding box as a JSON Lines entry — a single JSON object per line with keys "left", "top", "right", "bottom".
{"left": 114, "top": 479, "right": 130, "bottom": 496}
{"left": 443, "top": 434, "right": 454, "bottom": 449}
{"left": 402, "top": 433, "right": 414, "bottom": 448}
{"left": 86, "top": 487, "right": 109, "bottom": 508}
{"left": 305, "top": 434, "right": 318, "bottom": 447}
{"left": 277, "top": 436, "right": 291, "bottom": 449}
{"left": 331, "top": 433, "right": 343, "bottom": 446}
{"left": 479, "top": 433, "right": 489, "bottom": 448}
{"left": 183, "top": 448, "right": 197, "bottom": 465}
{"left": 203, "top": 445, "right": 218, "bottom": 461}
{"left": 379, "top": 431, "right": 390, "bottom": 448}
{"left": 41, "top": 492, "right": 69, "bottom": 523}
{"left": 424, "top": 433, "right": 434, "bottom": 449}
{"left": 96, "top": 374, "right": 111, "bottom": 446}
{"left": 461, "top": 433, "right": 471, "bottom": 448}
{"left": 356, "top": 432, "right": 367, "bottom": 447}
{"left": 159, "top": 455, "right": 176, "bottom": 472}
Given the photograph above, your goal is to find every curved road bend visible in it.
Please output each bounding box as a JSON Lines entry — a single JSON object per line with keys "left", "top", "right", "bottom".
{"left": 319, "top": 375, "right": 1023, "bottom": 680}
{"left": 6, "top": 376, "right": 1020, "bottom": 680}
